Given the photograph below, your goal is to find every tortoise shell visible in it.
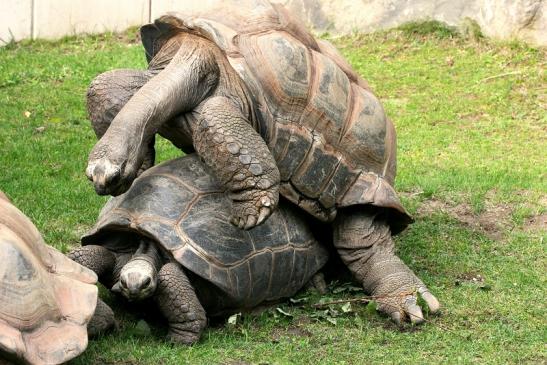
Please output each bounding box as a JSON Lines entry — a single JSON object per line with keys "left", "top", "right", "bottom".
{"left": 82, "top": 155, "right": 328, "bottom": 310}
{"left": 0, "top": 193, "right": 98, "bottom": 365}
{"left": 140, "top": 0, "right": 411, "bottom": 232}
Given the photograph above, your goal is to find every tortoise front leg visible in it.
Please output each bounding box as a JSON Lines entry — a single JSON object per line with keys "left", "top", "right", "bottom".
{"left": 333, "top": 208, "right": 440, "bottom": 324}
{"left": 155, "top": 263, "right": 207, "bottom": 345}
{"left": 67, "top": 245, "right": 116, "bottom": 285}
{"left": 86, "top": 35, "right": 219, "bottom": 196}
{"left": 87, "top": 69, "right": 157, "bottom": 176}
{"left": 88, "top": 298, "right": 117, "bottom": 337}
{"left": 193, "top": 96, "right": 280, "bottom": 229}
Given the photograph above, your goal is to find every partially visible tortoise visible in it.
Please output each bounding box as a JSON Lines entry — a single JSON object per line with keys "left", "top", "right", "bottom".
{"left": 0, "top": 192, "right": 115, "bottom": 365}
{"left": 84, "top": 0, "right": 439, "bottom": 322}
{"left": 70, "top": 154, "right": 328, "bottom": 344}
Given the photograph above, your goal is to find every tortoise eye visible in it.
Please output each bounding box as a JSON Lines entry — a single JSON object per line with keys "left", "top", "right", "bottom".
{"left": 143, "top": 277, "right": 152, "bottom": 287}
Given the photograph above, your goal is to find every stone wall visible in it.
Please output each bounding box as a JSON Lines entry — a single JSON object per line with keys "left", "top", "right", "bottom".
{"left": 1, "top": 0, "right": 545, "bottom": 46}
{"left": 280, "top": 0, "right": 546, "bottom": 45}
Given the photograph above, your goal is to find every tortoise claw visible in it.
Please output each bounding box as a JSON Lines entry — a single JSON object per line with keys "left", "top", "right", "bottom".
{"left": 404, "top": 299, "right": 425, "bottom": 324}
{"left": 243, "top": 215, "right": 258, "bottom": 230}
{"left": 419, "top": 287, "right": 440, "bottom": 314}
{"left": 390, "top": 311, "right": 402, "bottom": 325}
{"left": 230, "top": 195, "right": 276, "bottom": 230}
{"left": 257, "top": 207, "right": 272, "bottom": 226}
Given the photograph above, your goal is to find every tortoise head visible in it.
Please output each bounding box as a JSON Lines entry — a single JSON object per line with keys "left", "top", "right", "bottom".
{"left": 115, "top": 258, "right": 158, "bottom": 301}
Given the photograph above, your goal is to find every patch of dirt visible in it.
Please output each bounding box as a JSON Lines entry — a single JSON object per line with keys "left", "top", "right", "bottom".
{"left": 417, "top": 196, "right": 512, "bottom": 240}
{"left": 293, "top": 315, "right": 312, "bottom": 326}
{"left": 270, "top": 325, "right": 312, "bottom": 343}
{"left": 456, "top": 272, "right": 485, "bottom": 283}
{"left": 508, "top": 190, "right": 546, "bottom": 233}
{"left": 380, "top": 319, "right": 422, "bottom": 333}
{"left": 523, "top": 213, "right": 547, "bottom": 233}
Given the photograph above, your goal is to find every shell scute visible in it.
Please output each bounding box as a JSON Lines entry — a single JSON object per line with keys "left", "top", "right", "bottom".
{"left": 274, "top": 125, "right": 313, "bottom": 181}
{"left": 291, "top": 134, "right": 340, "bottom": 198}
{"left": 117, "top": 174, "right": 196, "bottom": 221}
{"left": 241, "top": 32, "right": 310, "bottom": 122}
{"left": 248, "top": 251, "right": 273, "bottom": 300}
{"left": 245, "top": 209, "right": 285, "bottom": 251}
{"left": 268, "top": 249, "right": 295, "bottom": 298}
{"left": 139, "top": 220, "right": 184, "bottom": 251}
{"left": 340, "top": 87, "right": 388, "bottom": 170}
{"left": 178, "top": 193, "right": 255, "bottom": 266}
{"left": 0, "top": 228, "right": 59, "bottom": 332}
{"left": 304, "top": 50, "right": 351, "bottom": 139}
{"left": 228, "top": 261, "right": 251, "bottom": 301}
{"left": 319, "top": 161, "right": 361, "bottom": 209}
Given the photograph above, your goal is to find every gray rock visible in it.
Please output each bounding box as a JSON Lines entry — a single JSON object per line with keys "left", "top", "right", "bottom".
{"left": 277, "top": 0, "right": 546, "bottom": 45}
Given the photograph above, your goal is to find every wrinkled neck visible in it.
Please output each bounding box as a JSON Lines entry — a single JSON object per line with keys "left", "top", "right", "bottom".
{"left": 130, "top": 239, "right": 163, "bottom": 271}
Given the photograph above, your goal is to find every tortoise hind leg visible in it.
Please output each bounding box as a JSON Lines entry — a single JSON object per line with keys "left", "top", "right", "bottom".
{"left": 155, "top": 263, "right": 207, "bottom": 345}
{"left": 333, "top": 207, "right": 440, "bottom": 324}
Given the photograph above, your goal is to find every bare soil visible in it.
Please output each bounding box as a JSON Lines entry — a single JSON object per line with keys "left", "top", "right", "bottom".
{"left": 523, "top": 213, "right": 547, "bottom": 233}
{"left": 270, "top": 325, "right": 313, "bottom": 343}
{"left": 416, "top": 198, "right": 512, "bottom": 240}
{"left": 416, "top": 191, "right": 546, "bottom": 239}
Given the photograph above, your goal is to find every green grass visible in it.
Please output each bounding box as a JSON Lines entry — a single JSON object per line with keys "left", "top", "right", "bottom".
{"left": 1, "top": 26, "right": 545, "bottom": 364}
{"left": 398, "top": 20, "right": 459, "bottom": 39}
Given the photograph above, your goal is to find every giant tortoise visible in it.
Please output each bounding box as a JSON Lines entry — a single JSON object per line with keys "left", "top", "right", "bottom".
{"left": 0, "top": 192, "right": 115, "bottom": 365}
{"left": 70, "top": 154, "right": 328, "bottom": 344}
{"left": 84, "top": 0, "right": 439, "bottom": 323}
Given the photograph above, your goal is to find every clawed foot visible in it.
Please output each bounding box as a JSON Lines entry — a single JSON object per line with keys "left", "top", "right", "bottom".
{"left": 229, "top": 190, "right": 278, "bottom": 230}
{"left": 364, "top": 254, "right": 440, "bottom": 325}
{"left": 86, "top": 158, "right": 132, "bottom": 196}
{"left": 88, "top": 299, "right": 117, "bottom": 337}
{"left": 167, "top": 320, "right": 206, "bottom": 345}
{"left": 375, "top": 285, "right": 440, "bottom": 325}
{"left": 86, "top": 139, "right": 151, "bottom": 196}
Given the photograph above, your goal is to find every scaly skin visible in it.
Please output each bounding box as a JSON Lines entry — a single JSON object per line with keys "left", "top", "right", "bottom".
{"left": 116, "top": 240, "right": 163, "bottom": 301}
{"left": 86, "top": 69, "right": 157, "bottom": 181}
{"left": 119, "top": 252, "right": 208, "bottom": 344}
{"left": 67, "top": 245, "right": 116, "bottom": 284}
{"left": 88, "top": 299, "right": 117, "bottom": 337}
{"left": 155, "top": 263, "right": 207, "bottom": 345}
{"left": 71, "top": 243, "right": 207, "bottom": 344}
{"left": 333, "top": 208, "right": 440, "bottom": 324}
{"left": 193, "top": 96, "right": 279, "bottom": 229}
{"left": 87, "top": 69, "right": 155, "bottom": 139}
{"left": 67, "top": 247, "right": 117, "bottom": 336}
{"left": 85, "top": 32, "right": 279, "bottom": 229}
{"left": 68, "top": 244, "right": 132, "bottom": 289}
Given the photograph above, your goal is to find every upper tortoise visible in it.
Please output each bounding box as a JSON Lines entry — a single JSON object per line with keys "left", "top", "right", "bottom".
{"left": 85, "top": 0, "right": 439, "bottom": 322}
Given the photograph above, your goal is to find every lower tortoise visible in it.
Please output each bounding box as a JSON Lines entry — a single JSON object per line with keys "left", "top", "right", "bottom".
{"left": 69, "top": 155, "right": 328, "bottom": 344}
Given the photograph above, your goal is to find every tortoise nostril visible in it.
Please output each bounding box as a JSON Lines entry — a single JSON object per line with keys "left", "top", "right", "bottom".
{"left": 105, "top": 167, "right": 122, "bottom": 185}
